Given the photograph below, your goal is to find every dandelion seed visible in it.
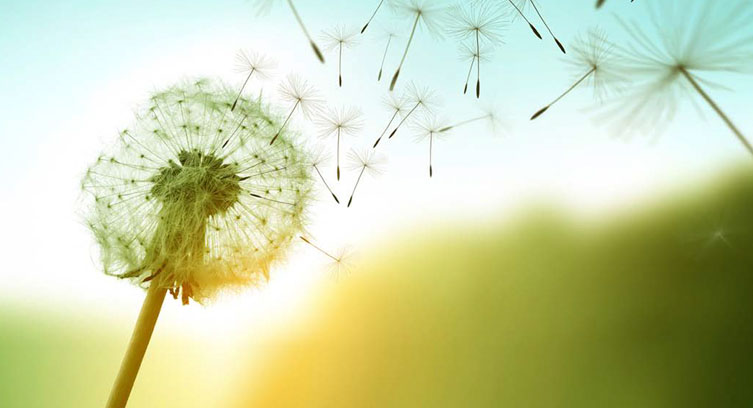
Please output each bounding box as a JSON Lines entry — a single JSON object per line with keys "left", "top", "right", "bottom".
{"left": 321, "top": 25, "right": 359, "bottom": 87}
{"left": 596, "top": 0, "right": 634, "bottom": 9}
{"left": 439, "top": 106, "right": 504, "bottom": 135}
{"left": 232, "top": 50, "right": 275, "bottom": 111}
{"left": 377, "top": 29, "right": 399, "bottom": 81}
{"left": 361, "top": 0, "right": 386, "bottom": 33}
{"left": 388, "top": 0, "right": 446, "bottom": 91}
{"left": 299, "top": 236, "right": 354, "bottom": 278}
{"left": 256, "top": 0, "right": 325, "bottom": 63}
{"left": 387, "top": 82, "right": 437, "bottom": 140}
{"left": 271, "top": 75, "right": 323, "bottom": 145}
{"left": 311, "top": 148, "right": 340, "bottom": 203}
{"left": 373, "top": 92, "right": 409, "bottom": 148}
{"left": 499, "top": 0, "right": 541, "bottom": 40}
{"left": 605, "top": 0, "right": 753, "bottom": 155}
{"left": 317, "top": 106, "right": 363, "bottom": 181}
{"left": 516, "top": 0, "right": 565, "bottom": 53}
{"left": 81, "top": 78, "right": 314, "bottom": 406}
{"left": 447, "top": 2, "right": 506, "bottom": 98}
{"left": 412, "top": 114, "right": 450, "bottom": 177}
{"left": 531, "top": 28, "right": 620, "bottom": 120}
{"left": 346, "top": 148, "right": 386, "bottom": 207}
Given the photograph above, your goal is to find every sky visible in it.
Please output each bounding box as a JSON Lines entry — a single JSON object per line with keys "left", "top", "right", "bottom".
{"left": 1, "top": 0, "right": 753, "bottom": 337}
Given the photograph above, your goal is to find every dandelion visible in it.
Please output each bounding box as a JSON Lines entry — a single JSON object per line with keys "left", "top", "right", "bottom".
{"left": 232, "top": 50, "right": 275, "bottom": 111}
{"left": 346, "top": 148, "right": 386, "bottom": 207}
{"left": 387, "top": 82, "right": 437, "bottom": 140}
{"left": 388, "top": 0, "right": 445, "bottom": 91}
{"left": 376, "top": 29, "right": 399, "bottom": 81}
{"left": 310, "top": 148, "right": 340, "bottom": 203}
{"left": 361, "top": 0, "right": 386, "bottom": 34}
{"left": 412, "top": 114, "right": 449, "bottom": 177}
{"left": 256, "top": 0, "right": 325, "bottom": 63}
{"left": 321, "top": 25, "right": 359, "bottom": 87}
{"left": 605, "top": 0, "right": 753, "bottom": 155}
{"left": 373, "top": 92, "right": 408, "bottom": 148}
{"left": 299, "top": 236, "right": 354, "bottom": 277}
{"left": 439, "top": 106, "right": 504, "bottom": 135}
{"left": 317, "top": 106, "right": 363, "bottom": 180}
{"left": 516, "top": 0, "right": 565, "bottom": 53}
{"left": 271, "top": 75, "right": 323, "bottom": 145}
{"left": 80, "top": 78, "right": 313, "bottom": 407}
{"left": 596, "top": 0, "right": 634, "bottom": 9}
{"left": 457, "top": 42, "right": 487, "bottom": 96}
{"left": 499, "top": 0, "right": 541, "bottom": 40}
{"left": 531, "top": 28, "right": 619, "bottom": 120}
{"left": 447, "top": 2, "right": 506, "bottom": 98}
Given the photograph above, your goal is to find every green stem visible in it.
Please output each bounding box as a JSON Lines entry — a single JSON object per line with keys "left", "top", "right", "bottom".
{"left": 106, "top": 284, "right": 167, "bottom": 408}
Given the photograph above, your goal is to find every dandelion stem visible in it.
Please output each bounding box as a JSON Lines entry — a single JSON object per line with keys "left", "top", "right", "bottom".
{"left": 528, "top": 1, "right": 566, "bottom": 53}
{"left": 361, "top": 0, "right": 385, "bottom": 33}
{"left": 506, "top": 0, "right": 542, "bottom": 39}
{"left": 680, "top": 67, "right": 753, "bottom": 157}
{"left": 271, "top": 100, "right": 300, "bottom": 145}
{"left": 531, "top": 67, "right": 594, "bottom": 120}
{"left": 106, "top": 284, "right": 167, "bottom": 408}
{"left": 440, "top": 114, "right": 490, "bottom": 132}
{"left": 348, "top": 166, "right": 367, "bottom": 207}
{"left": 378, "top": 35, "right": 393, "bottom": 81}
{"left": 250, "top": 192, "right": 296, "bottom": 206}
{"left": 313, "top": 164, "right": 339, "bottom": 203}
{"left": 231, "top": 69, "right": 255, "bottom": 111}
{"left": 300, "top": 236, "right": 340, "bottom": 262}
{"left": 374, "top": 110, "right": 400, "bottom": 147}
{"left": 338, "top": 43, "right": 343, "bottom": 87}
{"left": 429, "top": 132, "right": 433, "bottom": 177}
{"left": 390, "top": 12, "right": 421, "bottom": 91}
{"left": 337, "top": 128, "right": 341, "bottom": 180}
{"left": 286, "top": 0, "right": 325, "bottom": 63}
{"left": 388, "top": 103, "right": 419, "bottom": 139}
{"left": 463, "top": 56, "right": 476, "bottom": 94}
{"left": 475, "top": 30, "right": 481, "bottom": 98}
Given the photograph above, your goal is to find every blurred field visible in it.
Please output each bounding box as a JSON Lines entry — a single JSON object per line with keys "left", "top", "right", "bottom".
{"left": 3, "top": 167, "right": 753, "bottom": 407}
{"left": 236, "top": 167, "right": 753, "bottom": 407}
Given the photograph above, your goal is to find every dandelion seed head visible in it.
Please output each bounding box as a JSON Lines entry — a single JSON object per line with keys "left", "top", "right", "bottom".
{"left": 316, "top": 106, "right": 364, "bottom": 139}
{"left": 234, "top": 50, "right": 276, "bottom": 79}
{"left": 389, "top": 0, "right": 447, "bottom": 37}
{"left": 568, "top": 28, "right": 623, "bottom": 102}
{"left": 326, "top": 246, "right": 356, "bottom": 279}
{"left": 381, "top": 92, "right": 409, "bottom": 115}
{"left": 603, "top": 0, "right": 753, "bottom": 137}
{"left": 321, "top": 25, "right": 359, "bottom": 51}
{"left": 347, "top": 148, "right": 387, "bottom": 176}
{"left": 81, "top": 79, "right": 314, "bottom": 303}
{"left": 446, "top": 1, "right": 507, "bottom": 44}
{"left": 310, "top": 145, "right": 331, "bottom": 167}
{"left": 618, "top": 0, "right": 753, "bottom": 75}
{"left": 278, "top": 75, "right": 324, "bottom": 119}
{"left": 412, "top": 113, "right": 449, "bottom": 142}
{"left": 405, "top": 82, "right": 440, "bottom": 113}
{"left": 459, "top": 41, "right": 494, "bottom": 63}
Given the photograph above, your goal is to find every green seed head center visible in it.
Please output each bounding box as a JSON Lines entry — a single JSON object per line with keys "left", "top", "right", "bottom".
{"left": 150, "top": 150, "right": 241, "bottom": 218}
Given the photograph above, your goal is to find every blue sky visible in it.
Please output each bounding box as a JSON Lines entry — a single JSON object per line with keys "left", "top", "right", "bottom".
{"left": 1, "top": 0, "right": 752, "bottom": 325}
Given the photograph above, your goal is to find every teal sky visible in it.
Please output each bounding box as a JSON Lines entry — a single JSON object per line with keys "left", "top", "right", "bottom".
{"left": 1, "top": 0, "right": 753, "bottom": 321}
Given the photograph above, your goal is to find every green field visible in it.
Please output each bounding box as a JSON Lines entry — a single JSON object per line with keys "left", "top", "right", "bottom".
{"left": 3, "top": 167, "right": 753, "bottom": 407}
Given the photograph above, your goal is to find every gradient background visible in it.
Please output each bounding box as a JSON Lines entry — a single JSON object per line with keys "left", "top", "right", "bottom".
{"left": 2, "top": 0, "right": 753, "bottom": 406}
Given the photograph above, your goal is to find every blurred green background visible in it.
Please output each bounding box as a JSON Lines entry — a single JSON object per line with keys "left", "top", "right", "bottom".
{"left": 3, "top": 165, "right": 753, "bottom": 407}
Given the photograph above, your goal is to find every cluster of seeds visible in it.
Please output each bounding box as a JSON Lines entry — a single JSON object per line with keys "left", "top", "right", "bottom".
{"left": 82, "top": 80, "right": 312, "bottom": 303}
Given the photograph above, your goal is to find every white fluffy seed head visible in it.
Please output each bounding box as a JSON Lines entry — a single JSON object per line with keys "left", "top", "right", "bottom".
{"left": 81, "top": 78, "right": 314, "bottom": 304}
